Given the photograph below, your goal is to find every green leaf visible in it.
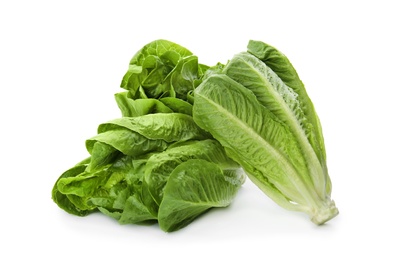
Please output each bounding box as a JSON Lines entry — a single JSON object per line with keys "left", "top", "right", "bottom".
{"left": 52, "top": 160, "right": 92, "bottom": 216}
{"left": 129, "top": 39, "right": 193, "bottom": 66}
{"left": 121, "top": 39, "right": 195, "bottom": 99}
{"left": 194, "top": 74, "right": 338, "bottom": 224}
{"left": 120, "top": 39, "right": 208, "bottom": 102}
{"left": 118, "top": 194, "right": 157, "bottom": 224}
{"left": 120, "top": 65, "right": 143, "bottom": 98}
{"left": 158, "top": 159, "right": 244, "bottom": 232}
{"left": 97, "top": 113, "right": 210, "bottom": 143}
{"left": 247, "top": 40, "right": 330, "bottom": 193}
{"left": 159, "top": 97, "right": 193, "bottom": 116}
{"left": 85, "top": 113, "right": 210, "bottom": 173}
{"left": 56, "top": 155, "right": 134, "bottom": 212}
{"left": 169, "top": 55, "right": 200, "bottom": 100}
{"left": 144, "top": 139, "right": 239, "bottom": 207}
{"left": 223, "top": 52, "right": 326, "bottom": 198}
{"left": 85, "top": 142, "right": 120, "bottom": 172}
{"left": 115, "top": 92, "right": 173, "bottom": 117}
{"left": 86, "top": 129, "right": 167, "bottom": 172}
{"left": 88, "top": 155, "right": 157, "bottom": 224}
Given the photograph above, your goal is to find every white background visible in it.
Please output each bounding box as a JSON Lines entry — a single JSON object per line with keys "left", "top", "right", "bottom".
{"left": 1, "top": 0, "right": 393, "bottom": 259}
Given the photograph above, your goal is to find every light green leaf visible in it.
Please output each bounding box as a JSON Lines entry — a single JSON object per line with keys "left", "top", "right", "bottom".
{"left": 194, "top": 74, "right": 322, "bottom": 210}
{"left": 247, "top": 40, "right": 330, "bottom": 193}
{"left": 224, "top": 52, "right": 326, "bottom": 197}
{"left": 194, "top": 73, "right": 338, "bottom": 224}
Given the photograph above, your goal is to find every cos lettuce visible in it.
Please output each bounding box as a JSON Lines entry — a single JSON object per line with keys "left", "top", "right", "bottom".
{"left": 52, "top": 113, "right": 244, "bottom": 232}
{"left": 193, "top": 40, "right": 338, "bottom": 224}
{"left": 52, "top": 39, "right": 338, "bottom": 233}
{"left": 52, "top": 40, "right": 244, "bottom": 232}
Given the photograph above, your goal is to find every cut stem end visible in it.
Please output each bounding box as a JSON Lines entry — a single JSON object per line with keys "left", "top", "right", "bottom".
{"left": 310, "top": 200, "right": 339, "bottom": 225}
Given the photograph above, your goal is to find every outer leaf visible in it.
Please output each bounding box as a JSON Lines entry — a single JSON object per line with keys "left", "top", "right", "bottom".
{"left": 118, "top": 194, "right": 157, "bottom": 224}
{"left": 86, "top": 129, "right": 167, "bottom": 172}
{"left": 144, "top": 139, "right": 239, "bottom": 207}
{"left": 52, "top": 160, "right": 92, "bottom": 216}
{"left": 97, "top": 113, "right": 210, "bottom": 143}
{"left": 85, "top": 113, "right": 210, "bottom": 172}
{"left": 85, "top": 142, "right": 120, "bottom": 172}
{"left": 158, "top": 159, "right": 244, "bottom": 232}
{"left": 193, "top": 74, "right": 338, "bottom": 223}
{"left": 56, "top": 154, "right": 157, "bottom": 223}
{"left": 89, "top": 155, "right": 157, "bottom": 224}
{"left": 56, "top": 168, "right": 109, "bottom": 198}
{"left": 224, "top": 52, "right": 326, "bottom": 198}
{"left": 247, "top": 40, "right": 330, "bottom": 193}
{"left": 56, "top": 155, "right": 133, "bottom": 212}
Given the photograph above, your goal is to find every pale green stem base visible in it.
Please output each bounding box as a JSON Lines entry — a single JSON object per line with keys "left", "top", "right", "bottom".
{"left": 309, "top": 199, "right": 339, "bottom": 225}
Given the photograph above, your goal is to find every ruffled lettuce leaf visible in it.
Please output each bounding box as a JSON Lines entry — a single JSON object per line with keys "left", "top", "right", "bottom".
{"left": 144, "top": 139, "right": 239, "bottom": 208}
{"left": 120, "top": 39, "right": 207, "bottom": 101}
{"left": 52, "top": 111, "right": 242, "bottom": 231}
{"left": 158, "top": 159, "right": 245, "bottom": 232}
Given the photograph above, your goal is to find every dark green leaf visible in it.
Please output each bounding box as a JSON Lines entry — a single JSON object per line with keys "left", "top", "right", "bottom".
{"left": 158, "top": 159, "right": 244, "bottom": 232}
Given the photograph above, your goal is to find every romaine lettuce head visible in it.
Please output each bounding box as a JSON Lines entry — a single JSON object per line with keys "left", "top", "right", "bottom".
{"left": 193, "top": 40, "right": 338, "bottom": 224}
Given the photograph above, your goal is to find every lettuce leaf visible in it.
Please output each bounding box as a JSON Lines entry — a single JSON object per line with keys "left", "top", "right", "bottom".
{"left": 52, "top": 112, "right": 243, "bottom": 231}
{"left": 247, "top": 40, "right": 330, "bottom": 193}
{"left": 223, "top": 52, "right": 327, "bottom": 199}
{"left": 120, "top": 39, "right": 207, "bottom": 101}
{"left": 144, "top": 139, "right": 239, "bottom": 208}
{"left": 158, "top": 159, "right": 244, "bottom": 232}
{"left": 193, "top": 44, "right": 338, "bottom": 224}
